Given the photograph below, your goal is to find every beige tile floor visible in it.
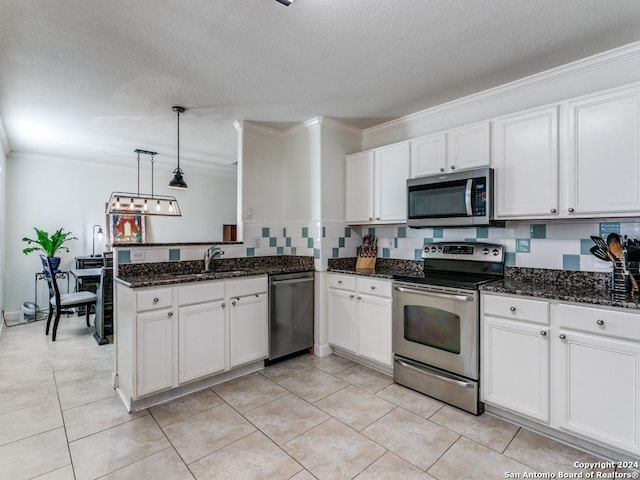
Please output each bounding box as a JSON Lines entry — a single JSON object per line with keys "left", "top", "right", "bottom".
{"left": 0, "top": 315, "right": 621, "bottom": 480}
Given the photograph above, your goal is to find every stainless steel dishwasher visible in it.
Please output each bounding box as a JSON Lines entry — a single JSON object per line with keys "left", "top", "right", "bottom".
{"left": 268, "top": 271, "right": 314, "bottom": 362}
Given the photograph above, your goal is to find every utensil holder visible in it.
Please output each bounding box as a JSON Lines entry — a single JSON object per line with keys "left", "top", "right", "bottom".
{"left": 610, "top": 266, "right": 628, "bottom": 301}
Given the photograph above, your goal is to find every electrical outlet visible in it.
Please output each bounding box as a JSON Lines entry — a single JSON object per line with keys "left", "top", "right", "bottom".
{"left": 131, "top": 250, "right": 146, "bottom": 262}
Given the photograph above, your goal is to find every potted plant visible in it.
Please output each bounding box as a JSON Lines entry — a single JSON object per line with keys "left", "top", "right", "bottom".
{"left": 22, "top": 227, "right": 78, "bottom": 271}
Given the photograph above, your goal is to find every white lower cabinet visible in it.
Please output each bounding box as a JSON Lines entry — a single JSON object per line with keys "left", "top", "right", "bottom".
{"left": 136, "top": 308, "right": 174, "bottom": 397}
{"left": 481, "top": 293, "right": 640, "bottom": 457}
{"left": 230, "top": 292, "right": 268, "bottom": 368}
{"left": 117, "top": 276, "right": 268, "bottom": 405}
{"left": 551, "top": 304, "right": 640, "bottom": 456}
{"left": 481, "top": 295, "right": 550, "bottom": 423}
{"left": 178, "top": 301, "right": 226, "bottom": 384}
{"left": 327, "top": 273, "right": 392, "bottom": 368}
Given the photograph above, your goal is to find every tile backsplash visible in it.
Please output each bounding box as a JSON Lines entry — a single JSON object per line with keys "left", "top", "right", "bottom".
{"left": 114, "top": 218, "right": 640, "bottom": 273}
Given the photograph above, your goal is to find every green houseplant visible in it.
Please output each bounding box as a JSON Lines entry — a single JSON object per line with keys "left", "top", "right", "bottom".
{"left": 22, "top": 227, "right": 78, "bottom": 271}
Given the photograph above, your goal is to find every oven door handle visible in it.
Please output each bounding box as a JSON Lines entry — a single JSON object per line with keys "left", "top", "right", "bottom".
{"left": 393, "top": 285, "right": 473, "bottom": 302}
{"left": 395, "top": 358, "right": 475, "bottom": 388}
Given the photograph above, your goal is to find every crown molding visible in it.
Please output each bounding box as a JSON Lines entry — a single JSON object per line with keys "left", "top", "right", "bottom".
{"left": 240, "top": 120, "right": 287, "bottom": 138}
{"left": 364, "top": 40, "right": 640, "bottom": 137}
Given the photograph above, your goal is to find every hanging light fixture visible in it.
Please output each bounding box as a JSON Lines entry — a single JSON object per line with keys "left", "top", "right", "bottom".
{"left": 106, "top": 149, "right": 182, "bottom": 217}
{"left": 168, "top": 106, "right": 188, "bottom": 190}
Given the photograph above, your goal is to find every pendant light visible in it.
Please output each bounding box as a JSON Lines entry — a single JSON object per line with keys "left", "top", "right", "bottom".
{"left": 106, "top": 149, "right": 182, "bottom": 217}
{"left": 168, "top": 106, "right": 188, "bottom": 190}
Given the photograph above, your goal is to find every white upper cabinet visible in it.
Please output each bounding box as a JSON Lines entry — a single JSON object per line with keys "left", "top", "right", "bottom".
{"left": 410, "top": 122, "right": 491, "bottom": 178}
{"left": 410, "top": 133, "right": 447, "bottom": 177}
{"left": 374, "top": 142, "right": 410, "bottom": 222}
{"left": 345, "top": 142, "right": 409, "bottom": 224}
{"left": 447, "top": 121, "right": 491, "bottom": 171}
{"left": 566, "top": 87, "right": 640, "bottom": 216}
{"left": 493, "top": 106, "right": 559, "bottom": 218}
{"left": 345, "top": 151, "right": 375, "bottom": 223}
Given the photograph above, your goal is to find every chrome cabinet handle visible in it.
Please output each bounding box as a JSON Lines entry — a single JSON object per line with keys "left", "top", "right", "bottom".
{"left": 357, "top": 296, "right": 362, "bottom": 300}
{"left": 550, "top": 208, "right": 557, "bottom": 213}
{"left": 439, "top": 167, "right": 445, "bottom": 172}
{"left": 596, "top": 319, "right": 604, "bottom": 326}
{"left": 568, "top": 208, "right": 575, "bottom": 213}
{"left": 231, "top": 300, "right": 237, "bottom": 306}
{"left": 370, "top": 286, "right": 376, "bottom": 290}
{"left": 509, "top": 306, "right": 516, "bottom": 312}
{"left": 559, "top": 333, "right": 566, "bottom": 339}
{"left": 338, "top": 280, "right": 343, "bottom": 284}
{"left": 167, "top": 311, "right": 173, "bottom": 317}
{"left": 153, "top": 297, "right": 159, "bottom": 303}
{"left": 221, "top": 302, "right": 226, "bottom": 308}
{"left": 349, "top": 294, "right": 354, "bottom": 299}
{"left": 540, "top": 330, "right": 547, "bottom": 336}
{"left": 450, "top": 165, "right": 455, "bottom": 170}
{"left": 369, "top": 217, "right": 373, "bottom": 221}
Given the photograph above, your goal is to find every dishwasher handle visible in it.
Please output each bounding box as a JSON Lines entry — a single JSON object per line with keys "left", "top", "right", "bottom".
{"left": 271, "top": 277, "right": 314, "bottom": 286}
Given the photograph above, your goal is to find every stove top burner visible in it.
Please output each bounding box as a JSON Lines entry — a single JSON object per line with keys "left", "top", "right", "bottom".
{"left": 394, "top": 241, "right": 505, "bottom": 290}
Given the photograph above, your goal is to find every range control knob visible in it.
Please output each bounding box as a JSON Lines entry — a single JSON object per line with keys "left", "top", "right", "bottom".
{"left": 482, "top": 248, "right": 489, "bottom": 255}
{"left": 492, "top": 248, "right": 500, "bottom": 256}
{"left": 431, "top": 247, "right": 437, "bottom": 253}
{"left": 437, "top": 247, "right": 442, "bottom": 252}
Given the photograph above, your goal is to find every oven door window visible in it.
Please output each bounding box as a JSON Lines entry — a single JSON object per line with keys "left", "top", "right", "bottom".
{"left": 404, "top": 305, "right": 461, "bottom": 354}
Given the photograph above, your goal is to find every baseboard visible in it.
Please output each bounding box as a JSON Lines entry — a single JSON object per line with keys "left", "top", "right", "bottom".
{"left": 314, "top": 343, "right": 332, "bottom": 357}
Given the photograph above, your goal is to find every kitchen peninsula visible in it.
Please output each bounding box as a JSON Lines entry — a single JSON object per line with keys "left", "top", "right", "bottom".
{"left": 113, "top": 255, "right": 313, "bottom": 412}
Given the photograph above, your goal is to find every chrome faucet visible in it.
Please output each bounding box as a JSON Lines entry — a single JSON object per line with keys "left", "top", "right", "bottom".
{"left": 203, "top": 245, "right": 224, "bottom": 271}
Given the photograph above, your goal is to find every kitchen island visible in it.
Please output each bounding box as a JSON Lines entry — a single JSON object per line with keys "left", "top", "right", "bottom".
{"left": 113, "top": 255, "right": 313, "bottom": 412}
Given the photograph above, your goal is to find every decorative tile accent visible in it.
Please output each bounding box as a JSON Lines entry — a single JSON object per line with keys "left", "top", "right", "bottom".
{"left": 262, "top": 227, "right": 270, "bottom": 238}
{"left": 505, "top": 252, "right": 516, "bottom": 266}
{"left": 476, "top": 227, "right": 489, "bottom": 238}
{"left": 246, "top": 247, "right": 255, "bottom": 257}
{"left": 332, "top": 248, "right": 339, "bottom": 258}
{"left": 562, "top": 254, "right": 581, "bottom": 271}
{"left": 580, "top": 239, "right": 593, "bottom": 255}
{"left": 530, "top": 224, "right": 546, "bottom": 239}
{"left": 277, "top": 247, "right": 284, "bottom": 255}
{"left": 368, "top": 227, "right": 376, "bottom": 236}
{"left": 302, "top": 227, "right": 308, "bottom": 238}
{"left": 307, "top": 238, "right": 314, "bottom": 248}
{"left": 118, "top": 250, "right": 131, "bottom": 264}
{"left": 414, "top": 249, "right": 422, "bottom": 260}
{"left": 168, "top": 249, "right": 180, "bottom": 261}
{"left": 433, "top": 228, "right": 443, "bottom": 238}
{"left": 322, "top": 226, "right": 326, "bottom": 238}
{"left": 382, "top": 248, "right": 390, "bottom": 258}
{"left": 516, "top": 239, "right": 530, "bottom": 253}
{"left": 397, "top": 227, "right": 406, "bottom": 238}
{"left": 286, "top": 237, "right": 292, "bottom": 247}
{"left": 599, "top": 222, "right": 620, "bottom": 237}
{"left": 314, "top": 248, "right": 320, "bottom": 259}
{"left": 345, "top": 227, "right": 351, "bottom": 238}
{"left": 269, "top": 237, "right": 277, "bottom": 247}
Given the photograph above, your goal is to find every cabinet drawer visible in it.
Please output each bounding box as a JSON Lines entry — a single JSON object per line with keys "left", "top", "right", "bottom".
{"left": 483, "top": 294, "right": 549, "bottom": 325}
{"left": 357, "top": 277, "right": 392, "bottom": 298}
{"left": 178, "top": 281, "right": 225, "bottom": 306}
{"left": 328, "top": 274, "right": 356, "bottom": 291}
{"left": 136, "top": 288, "right": 173, "bottom": 312}
{"left": 228, "top": 276, "right": 267, "bottom": 298}
{"left": 554, "top": 303, "right": 640, "bottom": 341}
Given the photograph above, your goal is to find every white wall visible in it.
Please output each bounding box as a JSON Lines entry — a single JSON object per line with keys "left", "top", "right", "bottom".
{"left": 0, "top": 118, "right": 8, "bottom": 334}
{"left": 284, "top": 125, "right": 313, "bottom": 222}
{"left": 4, "top": 152, "right": 236, "bottom": 312}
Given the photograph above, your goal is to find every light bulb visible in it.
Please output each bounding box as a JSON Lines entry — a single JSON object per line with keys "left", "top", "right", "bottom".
{"left": 144, "top": 199, "right": 148, "bottom": 211}
{"left": 169, "top": 201, "right": 174, "bottom": 213}
{"left": 156, "top": 200, "right": 161, "bottom": 212}
{"left": 130, "top": 198, "right": 134, "bottom": 210}
{"left": 115, "top": 197, "right": 121, "bottom": 209}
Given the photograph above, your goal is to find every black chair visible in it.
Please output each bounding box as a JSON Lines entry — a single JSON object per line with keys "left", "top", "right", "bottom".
{"left": 40, "top": 255, "right": 97, "bottom": 341}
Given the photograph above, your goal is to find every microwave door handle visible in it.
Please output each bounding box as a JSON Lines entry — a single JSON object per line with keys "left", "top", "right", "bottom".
{"left": 465, "top": 178, "right": 473, "bottom": 216}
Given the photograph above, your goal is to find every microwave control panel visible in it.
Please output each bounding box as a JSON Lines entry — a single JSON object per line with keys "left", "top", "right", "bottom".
{"left": 472, "top": 179, "right": 487, "bottom": 217}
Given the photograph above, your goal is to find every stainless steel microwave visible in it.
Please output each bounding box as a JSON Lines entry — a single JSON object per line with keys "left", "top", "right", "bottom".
{"left": 407, "top": 167, "right": 500, "bottom": 228}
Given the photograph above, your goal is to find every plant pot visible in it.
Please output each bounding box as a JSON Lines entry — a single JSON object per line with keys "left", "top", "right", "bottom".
{"left": 49, "top": 256, "right": 61, "bottom": 273}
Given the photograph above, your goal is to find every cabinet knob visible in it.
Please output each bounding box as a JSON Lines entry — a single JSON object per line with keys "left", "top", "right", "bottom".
{"left": 167, "top": 311, "right": 173, "bottom": 317}
{"left": 450, "top": 165, "right": 455, "bottom": 170}
{"left": 509, "top": 306, "right": 516, "bottom": 312}
{"left": 338, "top": 280, "right": 343, "bottom": 284}
{"left": 540, "top": 330, "right": 547, "bottom": 336}
{"left": 596, "top": 319, "right": 604, "bottom": 326}
{"left": 550, "top": 208, "right": 557, "bottom": 213}
{"left": 371, "top": 286, "right": 376, "bottom": 290}
{"left": 376, "top": 217, "right": 380, "bottom": 220}
{"left": 568, "top": 208, "right": 575, "bottom": 213}
{"left": 440, "top": 167, "right": 445, "bottom": 172}
{"left": 559, "top": 333, "right": 566, "bottom": 340}
{"left": 232, "top": 300, "right": 237, "bottom": 306}
{"left": 221, "top": 302, "right": 226, "bottom": 308}
{"left": 369, "top": 217, "right": 373, "bottom": 221}
{"left": 357, "top": 296, "right": 362, "bottom": 300}
{"left": 153, "top": 297, "right": 159, "bottom": 304}
{"left": 349, "top": 294, "right": 354, "bottom": 299}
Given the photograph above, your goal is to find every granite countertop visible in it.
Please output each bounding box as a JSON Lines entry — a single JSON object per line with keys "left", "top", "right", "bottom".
{"left": 115, "top": 255, "right": 314, "bottom": 289}
{"left": 328, "top": 260, "right": 640, "bottom": 311}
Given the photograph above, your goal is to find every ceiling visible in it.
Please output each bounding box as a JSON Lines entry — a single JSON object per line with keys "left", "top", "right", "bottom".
{"left": 2, "top": 0, "right": 640, "bottom": 177}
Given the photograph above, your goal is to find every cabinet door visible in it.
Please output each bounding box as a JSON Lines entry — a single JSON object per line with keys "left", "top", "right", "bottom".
{"left": 447, "top": 121, "right": 491, "bottom": 171}
{"left": 410, "top": 133, "right": 447, "bottom": 177}
{"left": 493, "top": 107, "right": 559, "bottom": 218}
{"left": 554, "top": 329, "right": 640, "bottom": 455}
{"left": 482, "top": 315, "right": 550, "bottom": 423}
{"left": 137, "top": 309, "right": 174, "bottom": 397}
{"left": 357, "top": 294, "right": 392, "bottom": 367}
{"left": 374, "top": 142, "right": 410, "bottom": 222}
{"left": 327, "top": 287, "right": 356, "bottom": 353}
{"left": 567, "top": 89, "right": 640, "bottom": 216}
{"left": 229, "top": 293, "right": 268, "bottom": 368}
{"left": 345, "top": 151, "right": 374, "bottom": 223}
{"left": 178, "top": 301, "right": 226, "bottom": 384}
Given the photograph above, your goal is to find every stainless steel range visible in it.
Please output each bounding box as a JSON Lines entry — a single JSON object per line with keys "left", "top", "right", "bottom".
{"left": 392, "top": 242, "right": 504, "bottom": 415}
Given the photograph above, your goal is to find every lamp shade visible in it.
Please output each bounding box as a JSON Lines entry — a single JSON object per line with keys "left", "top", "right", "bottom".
{"left": 168, "top": 168, "right": 188, "bottom": 190}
